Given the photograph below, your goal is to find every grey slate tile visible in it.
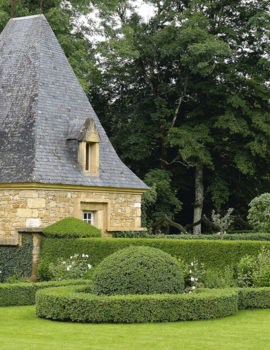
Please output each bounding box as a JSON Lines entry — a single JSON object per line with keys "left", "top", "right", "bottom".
{"left": 0, "top": 15, "right": 148, "bottom": 190}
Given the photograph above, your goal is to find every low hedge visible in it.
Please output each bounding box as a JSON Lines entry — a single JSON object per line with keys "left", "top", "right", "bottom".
{"left": 40, "top": 237, "right": 270, "bottom": 271}
{"left": 238, "top": 287, "right": 270, "bottom": 310}
{"left": 36, "top": 286, "right": 238, "bottom": 323}
{"left": 0, "top": 279, "right": 90, "bottom": 307}
{"left": 114, "top": 232, "right": 270, "bottom": 241}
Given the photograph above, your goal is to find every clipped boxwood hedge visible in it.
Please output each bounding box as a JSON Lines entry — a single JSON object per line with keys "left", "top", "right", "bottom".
{"left": 40, "top": 237, "right": 270, "bottom": 271}
{"left": 43, "top": 217, "right": 101, "bottom": 238}
{"left": 0, "top": 279, "right": 90, "bottom": 307}
{"left": 36, "top": 285, "right": 238, "bottom": 323}
{"left": 238, "top": 287, "right": 270, "bottom": 310}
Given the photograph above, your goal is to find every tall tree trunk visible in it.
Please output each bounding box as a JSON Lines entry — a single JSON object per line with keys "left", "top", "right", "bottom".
{"left": 160, "top": 122, "right": 168, "bottom": 169}
{"left": 193, "top": 164, "right": 204, "bottom": 234}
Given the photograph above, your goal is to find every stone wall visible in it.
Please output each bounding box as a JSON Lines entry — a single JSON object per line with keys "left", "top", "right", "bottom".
{"left": 0, "top": 184, "right": 145, "bottom": 240}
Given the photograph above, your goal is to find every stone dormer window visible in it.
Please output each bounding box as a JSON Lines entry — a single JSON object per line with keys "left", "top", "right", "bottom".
{"left": 67, "top": 118, "right": 100, "bottom": 176}
{"left": 80, "top": 140, "right": 99, "bottom": 174}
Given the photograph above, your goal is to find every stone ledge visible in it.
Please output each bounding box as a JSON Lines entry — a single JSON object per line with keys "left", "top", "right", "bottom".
{"left": 107, "top": 227, "right": 147, "bottom": 232}
{"left": 17, "top": 228, "right": 44, "bottom": 234}
{"left": 0, "top": 237, "right": 19, "bottom": 246}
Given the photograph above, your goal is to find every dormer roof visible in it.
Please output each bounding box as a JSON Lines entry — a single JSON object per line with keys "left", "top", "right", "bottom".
{"left": 0, "top": 15, "right": 148, "bottom": 190}
{"left": 67, "top": 118, "right": 100, "bottom": 143}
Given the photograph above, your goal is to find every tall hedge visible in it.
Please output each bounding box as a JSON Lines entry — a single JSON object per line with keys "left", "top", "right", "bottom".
{"left": 40, "top": 237, "right": 270, "bottom": 270}
{"left": 114, "top": 232, "right": 270, "bottom": 241}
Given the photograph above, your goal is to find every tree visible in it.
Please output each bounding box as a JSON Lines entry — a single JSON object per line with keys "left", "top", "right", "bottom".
{"left": 2, "top": 0, "right": 270, "bottom": 233}
{"left": 90, "top": 0, "right": 270, "bottom": 233}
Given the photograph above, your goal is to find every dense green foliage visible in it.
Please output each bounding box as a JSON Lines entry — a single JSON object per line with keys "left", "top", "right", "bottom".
{"left": 0, "top": 234, "right": 32, "bottom": 281}
{"left": 91, "top": 0, "right": 270, "bottom": 228}
{"left": 92, "top": 246, "right": 184, "bottom": 296}
{"left": 0, "top": 279, "right": 89, "bottom": 307}
{"left": 48, "top": 254, "right": 93, "bottom": 280}
{"left": 40, "top": 237, "right": 270, "bottom": 272}
{"left": 237, "top": 247, "right": 270, "bottom": 287}
{"left": 36, "top": 285, "right": 238, "bottom": 323}
{"left": 36, "top": 284, "right": 270, "bottom": 323}
{"left": 248, "top": 193, "right": 270, "bottom": 232}
{"left": 1, "top": 1, "right": 270, "bottom": 229}
{"left": 114, "top": 231, "right": 270, "bottom": 241}
{"left": 237, "top": 255, "right": 258, "bottom": 287}
{"left": 238, "top": 287, "right": 270, "bottom": 310}
{"left": 43, "top": 217, "right": 101, "bottom": 238}
{"left": 202, "top": 267, "right": 236, "bottom": 289}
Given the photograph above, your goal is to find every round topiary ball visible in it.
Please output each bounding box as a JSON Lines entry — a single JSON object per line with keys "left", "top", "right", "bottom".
{"left": 92, "top": 246, "right": 184, "bottom": 296}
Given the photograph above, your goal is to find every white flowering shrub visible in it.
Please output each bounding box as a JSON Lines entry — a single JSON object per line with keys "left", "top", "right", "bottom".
{"left": 49, "top": 254, "right": 93, "bottom": 280}
{"left": 176, "top": 258, "right": 205, "bottom": 292}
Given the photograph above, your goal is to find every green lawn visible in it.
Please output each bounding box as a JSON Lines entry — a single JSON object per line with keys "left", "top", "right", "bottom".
{"left": 0, "top": 306, "right": 270, "bottom": 350}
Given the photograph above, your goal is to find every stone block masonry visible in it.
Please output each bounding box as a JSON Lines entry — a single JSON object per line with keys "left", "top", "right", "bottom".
{"left": 0, "top": 184, "right": 146, "bottom": 242}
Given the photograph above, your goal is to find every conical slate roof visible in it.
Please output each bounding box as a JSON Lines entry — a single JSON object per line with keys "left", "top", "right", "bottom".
{"left": 0, "top": 15, "right": 147, "bottom": 190}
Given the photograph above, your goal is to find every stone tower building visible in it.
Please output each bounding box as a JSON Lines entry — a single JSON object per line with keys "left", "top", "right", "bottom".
{"left": 0, "top": 15, "right": 148, "bottom": 243}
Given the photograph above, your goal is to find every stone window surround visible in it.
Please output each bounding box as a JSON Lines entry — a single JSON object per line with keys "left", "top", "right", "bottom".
{"left": 75, "top": 199, "right": 110, "bottom": 234}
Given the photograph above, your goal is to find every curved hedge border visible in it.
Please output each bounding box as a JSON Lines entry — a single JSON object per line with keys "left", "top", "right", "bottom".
{"left": 238, "top": 287, "right": 270, "bottom": 310}
{"left": 36, "top": 286, "right": 238, "bottom": 323}
{"left": 0, "top": 280, "right": 90, "bottom": 307}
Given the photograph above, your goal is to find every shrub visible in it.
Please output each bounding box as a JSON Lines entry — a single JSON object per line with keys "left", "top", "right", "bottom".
{"left": 203, "top": 267, "right": 237, "bottom": 289}
{"left": 38, "top": 258, "right": 52, "bottom": 281}
{"left": 0, "top": 279, "right": 90, "bottom": 306}
{"left": 237, "top": 255, "right": 257, "bottom": 287}
{"left": 92, "top": 246, "right": 184, "bottom": 296}
{"left": 253, "top": 246, "right": 270, "bottom": 287}
{"left": 36, "top": 285, "right": 238, "bottom": 323}
{"left": 176, "top": 258, "right": 205, "bottom": 291}
{"left": 43, "top": 217, "right": 101, "bottom": 238}
{"left": 248, "top": 193, "right": 270, "bottom": 232}
{"left": 237, "top": 246, "right": 270, "bottom": 287}
{"left": 48, "top": 254, "right": 93, "bottom": 281}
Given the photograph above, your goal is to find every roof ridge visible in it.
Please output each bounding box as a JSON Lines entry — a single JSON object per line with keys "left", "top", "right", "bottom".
{"left": 32, "top": 15, "right": 43, "bottom": 182}
{"left": 11, "top": 14, "right": 45, "bottom": 21}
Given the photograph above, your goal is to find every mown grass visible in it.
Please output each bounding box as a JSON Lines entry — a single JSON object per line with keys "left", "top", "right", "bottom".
{"left": 0, "top": 306, "right": 270, "bottom": 350}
